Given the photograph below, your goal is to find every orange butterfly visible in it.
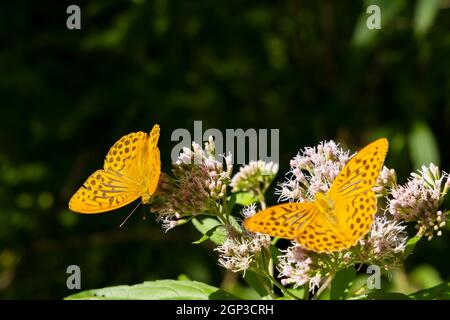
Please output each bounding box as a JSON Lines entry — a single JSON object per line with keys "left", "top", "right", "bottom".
{"left": 244, "top": 138, "right": 388, "bottom": 253}
{"left": 69, "top": 124, "right": 161, "bottom": 214}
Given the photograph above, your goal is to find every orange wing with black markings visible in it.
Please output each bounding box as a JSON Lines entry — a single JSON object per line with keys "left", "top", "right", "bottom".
{"left": 69, "top": 124, "right": 161, "bottom": 214}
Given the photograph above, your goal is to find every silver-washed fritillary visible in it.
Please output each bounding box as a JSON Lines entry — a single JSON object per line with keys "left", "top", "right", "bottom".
{"left": 244, "top": 138, "right": 388, "bottom": 253}
{"left": 69, "top": 124, "right": 161, "bottom": 214}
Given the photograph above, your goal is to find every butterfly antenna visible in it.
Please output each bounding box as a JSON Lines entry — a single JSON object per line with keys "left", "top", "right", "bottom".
{"left": 119, "top": 201, "right": 142, "bottom": 228}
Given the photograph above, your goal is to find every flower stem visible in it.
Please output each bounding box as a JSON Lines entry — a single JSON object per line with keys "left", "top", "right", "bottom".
{"left": 416, "top": 226, "right": 426, "bottom": 238}
{"left": 311, "top": 274, "right": 333, "bottom": 300}
{"left": 256, "top": 189, "right": 267, "bottom": 209}
{"left": 260, "top": 276, "right": 278, "bottom": 300}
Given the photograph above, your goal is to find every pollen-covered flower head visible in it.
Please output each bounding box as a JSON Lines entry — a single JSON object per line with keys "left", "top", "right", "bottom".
{"left": 151, "top": 136, "right": 233, "bottom": 231}
{"left": 277, "top": 141, "right": 352, "bottom": 202}
{"left": 277, "top": 244, "right": 322, "bottom": 292}
{"left": 358, "top": 215, "right": 407, "bottom": 266}
{"left": 388, "top": 163, "right": 449, "bottom": 240}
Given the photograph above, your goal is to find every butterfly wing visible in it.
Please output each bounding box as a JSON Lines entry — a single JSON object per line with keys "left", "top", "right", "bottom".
{"left": 243, "top": 203, "right": 319, "bottom": 239}
{"left": 295, "top": 213, "right": 350, "bottom": 253}
{"left": 145, "top": 125, "right": 161, "bottom": 196}
{"left": 68, "top": 169, "right": 141, "bottom": 213}
{"left": 328, "top": 138, "right": 388, "bottom": 200}
{"left": 327, "top": 138, "right": 389, "bottom": 248}
{"left": 103, "top": 131, "right": 150, "bottom": 183}
{"left": 69, "top": 131, "right": 150, "bottom": 213}
{"left": 243, "top": 201, "right": 368, "bottom": 253}
{"left": 333, "top": 189, "right": 377, "bottom": 248}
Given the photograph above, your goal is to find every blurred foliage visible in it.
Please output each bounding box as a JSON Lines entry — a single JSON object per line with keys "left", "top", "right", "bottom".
{"left": 0, "top": 0, "right": 449, "bottom": 298}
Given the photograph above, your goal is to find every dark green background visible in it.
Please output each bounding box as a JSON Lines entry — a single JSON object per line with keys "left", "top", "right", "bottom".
{"left": 1, "top": 0, "right": 449, "bottom": 298}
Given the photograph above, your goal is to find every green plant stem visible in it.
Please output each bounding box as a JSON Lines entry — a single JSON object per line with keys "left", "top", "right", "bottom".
{"left": 260, "top": 278, "right": 278, "bottom": 300}
{"left": 215, "top": 212, "right": 228, "bottom": 226}
{"left": 256, "top": 189, "right": 267, "bottom": 209}
{"left": 416, "top": 226, "right": 426, "bottom": 238}
{"left": 268, "top": 257, "right": 274, "bottom": 278}
{"left": 351, "top": 283, "right": 367, "bottom": 298}
{"left": 311, "top": 274, "right": 333, "bottom": 300}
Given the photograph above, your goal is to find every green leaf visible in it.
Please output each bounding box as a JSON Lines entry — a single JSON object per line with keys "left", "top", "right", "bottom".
{"left": 227, "top": 194, "right": 237, "bottom": 214}
{"left": 65, "top": 280, "right": 239, "bottom": 300}
{"left": 277, "top": 287, "right": 306, "bottom": 300}
{"left": 330, "top": 267, "right": 357, "bottom": 300}
{"left": 409, "top": 121, "right": 440, "bottom": 169}
{"left": 352, "top": 291, "right": 411, "bottom": 300}
{"left": 414, "top": 0, "right": 441, "bottom": 37}
{"left": 228, "top": 214, "right": 243, "bottom": 232}
{"left": 409, "top": 282, "right": 450, "bottom": 300}
{"left": 226, "top": 282, "right": 261, "bottom": 300}
{"left": 410, "top": 264, "right": 442, "bottom": 289}
{"left": 192, "top": 225, "right": 221, "bottom": 244}
{"left": 243, "top": 271, "right": 271, "bottom": 298}
{"left": 235, "top": 192, "right": 259, "bottom": 206}
{"left": 269, "top": 245, "right": 281, "bottom": 266}
{"left": 347, "top": 274, "right": 372, "bottom": 298}
{"left": 192, "top": 218, "right": 226, "bottom": 245}
{"left": 403, "top": 235, "right": 421, "bottom": 259}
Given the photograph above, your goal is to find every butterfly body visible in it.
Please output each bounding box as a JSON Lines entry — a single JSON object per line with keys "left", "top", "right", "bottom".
{"left": 314, "top": 192, "right": 334, "bottom": 214}
{"left": 244, "top": 138, "right": 388, "bottom": 253}
{"left": 69, "top": 124, "right": 161, "bottom": 214}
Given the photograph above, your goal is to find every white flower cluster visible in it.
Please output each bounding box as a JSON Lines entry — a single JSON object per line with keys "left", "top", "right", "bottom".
{"left": 231, "top": 160, "right": 278, "bottom": 195}
{"left": 152, "top": 137, "right": 233, "bottom": 231}
{"left": 215, "top": 233, "right": 271, "bottom": 273}
{"left": 360, "top": 216, "right": 408, "bottom": 264}
{"left": 277, "top": 141, "right": 351, "bottom": 202}
{"left": 388, "top": 163, "right": 449, "bottom": 240}
{"left": 215, "top": 204, "right": 271, "bottom": 273}
{"left": 277, "top": 244, "right": 321, "bottom": 292}
{"left": 176, "top": 136, "right": 233, "bottom": 200}
{"left": 373, "top": 166, "right": 397, "bottom": 195}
